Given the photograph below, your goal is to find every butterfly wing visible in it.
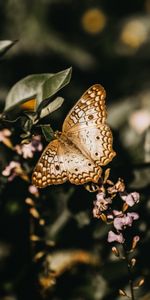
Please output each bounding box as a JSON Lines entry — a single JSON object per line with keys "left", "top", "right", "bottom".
{"left": 62, "top": 84, "right": 116, "bottom": 165}
{"left": 62, "top": 84, "right": 106, "bottom": 133}
{"left": 67, "top": 124, "right": 115, "bottom": 166}
{"left": 60, "top": 140, "right": 102, "bottom": 185}
{"left": 32, "top": 138, "right": 102, "bottom": 187}
{"left": 32, "top": 139, "right": 67, "bottom": 188}
{"left": 32, "top": 84, "right": 115, "bottom": 188}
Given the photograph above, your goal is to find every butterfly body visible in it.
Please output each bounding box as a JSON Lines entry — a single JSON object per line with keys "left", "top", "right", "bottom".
{"left": 32, "top": 84, "right": 116, "bottom": 188}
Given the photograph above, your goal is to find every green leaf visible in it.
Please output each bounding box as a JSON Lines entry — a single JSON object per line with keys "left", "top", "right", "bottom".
{"left": 4, "top": 74, "right": 53, "bottom": 112}
{"left": 40, "top": 125, "right": 54, "bottom": 142}
{"left": 4, "top": 67, "right": 72, "bottom": 114}
{"left": 22, "top": 118, "right": 33, "bottom": 133}
{"left": 0, "top": 40, "right": 17, "bottom": 57}
{"left": 39, "top": 97, "right": 64, "bottom": 119}
{"left": 36, "top": 67, "right": 72, "bottom": 109}
{"left": 23, "top": 111, "right": 37, "bottom": 122}
{"left": 20, "top": 132, "right": 31, "bottom": 139}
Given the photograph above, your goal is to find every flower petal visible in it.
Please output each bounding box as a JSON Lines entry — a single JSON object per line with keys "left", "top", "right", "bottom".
{"left": 108, "top": 231, "right": 125, "bottom": 243}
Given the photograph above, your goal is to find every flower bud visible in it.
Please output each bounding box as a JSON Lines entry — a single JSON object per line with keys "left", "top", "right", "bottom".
{"left": 112, "top": 246, "right": 120, "bottom": 257}
{"left": 29, "top": 207, "right": 40, "bottom": 219}
{"left": 137, "top": 278, "right": 145, "bottom": 287}
{"left": 119, "top": 289, "right": 127, "bottom": 296}
{"left": 132, "top": 235, "right": 140, "bottom": 250}
{"left": 39, "top": 219, "right": 45, "bottom": 226}
{"left": 25, "top": 197, "right": 35, "bottom": 206}
{"left": 103, "top": 168, "right": 110, "bottom": 183}
{"left": 100, "top": 213, "right": 107, "bottom": 222}
{"left": 34, "top": 251, "right": 45, "bottom": 261}
{"left": 130, "top": 258, "right": 136, "bottom": 267}
{"left": 122, "top": 202, "right": 129, "bottom": 212}
{"left": 30, "top": 235, "right": 40, "bottom": 241}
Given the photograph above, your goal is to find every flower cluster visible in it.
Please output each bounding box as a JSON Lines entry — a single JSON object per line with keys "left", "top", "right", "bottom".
{"left": 1, "top": 134, "right": 43, "bottom": 183}
{"left": 2, "top": 161, "right": 27, "bottom": 181}
{"left": 15, "top": 135, "right": 43, "bottom": 159}
{"left": 93, "top": 178, "right": 140, "bottom": 245}
{"left": 93, "top": 176, "right": 143, "bottom": 298}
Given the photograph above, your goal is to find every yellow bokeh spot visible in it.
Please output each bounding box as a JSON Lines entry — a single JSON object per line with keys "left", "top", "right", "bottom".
{"left": 20, "top": 98, "right": 36, "bottom": 111}
{"left": 81, "top": 8, "right": 106, "bottom": 34}
{"left": 120, "top": 20, "right": 148, "bottom": 49}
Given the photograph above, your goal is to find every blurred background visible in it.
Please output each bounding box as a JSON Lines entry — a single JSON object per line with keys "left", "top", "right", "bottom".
{"left": 0, "top": 1, "right": 150, "bottom": 300}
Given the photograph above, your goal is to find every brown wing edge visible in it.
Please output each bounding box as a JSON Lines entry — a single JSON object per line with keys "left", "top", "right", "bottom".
{"left": 62, "top": 84, "right": 107, "bottom": 133}
{"left": 96, "top": 124, "right": 116, "bottom": 166}
{"left": 32, "top": 139, "right": 67, "bottom": 188}
{"left": 68, "top": 165, "right": 102, "bottom": 185}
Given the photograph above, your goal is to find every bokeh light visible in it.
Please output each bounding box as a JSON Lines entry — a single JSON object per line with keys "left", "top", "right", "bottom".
{"left": 117, "top": 17, "right": 150, "bottom": 55}
{"left": 129, "top": 109, "right": 150, "bottom": 134}
{"left": 81, "top": 8, "right": 107, "bottom": 34}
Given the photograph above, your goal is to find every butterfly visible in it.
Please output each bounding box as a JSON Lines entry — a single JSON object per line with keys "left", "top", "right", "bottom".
{"left": 32, "top": 84, "right": 116, "bottom": 188}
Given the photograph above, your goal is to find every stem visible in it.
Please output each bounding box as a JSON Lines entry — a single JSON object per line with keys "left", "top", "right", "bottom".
{"left": 127, "top": 261, "right": 135, "bottom": 300}
{"left": 47, "top": 208, "right": 71, "bottom": 239}
{"left": 46, "top": 187, "right": 74, "bottom": 240}
{"left": 123, "top": 244, "right": 135, "bottom": 300}
{"left": 29, "top": 214, "right": 36, "bottom": 257}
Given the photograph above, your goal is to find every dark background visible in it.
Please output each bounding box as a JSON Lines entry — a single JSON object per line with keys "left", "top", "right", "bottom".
{"left": 0, "top": 1, "right": 150, "bottom": 300}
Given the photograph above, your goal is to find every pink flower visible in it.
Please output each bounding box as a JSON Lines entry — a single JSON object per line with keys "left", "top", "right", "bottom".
{"left": 114, "top": 216, "right": 127, "bottom": 230}
{"left": 96, "top": 192, "right": 106, "bottom": 201}
{"left": 108, "top": 231, "right": 125, "bottom": 243}
{"left": 15, "top": 144, "right": 34, "bottom": 158}
{"left": 121, "top": 192, "right": 140, "bottom": 207}
{"left": 127, "top": 212, "right": 139, "bottom": 220}
{"left": 0, "top": 129, "right": 11, "bottom": 141}
{"left": 114, "top": 212, "right": 139, "bottom": 230}
{"left": 2, "top": 161, "right": 22, "bottom": 181}
{"left": 21, "top": 143, "right": 35, "bottom": 159}
{"left": 95, "top": 192, "right": 112, "bottom": 211}
{"left": 15, "top": 135, "right": 43, "bottom": 159}
{"left": 93, "top": 206, "right": 101, "bottom": 219}
{"left": 93, "top": 192, "right": 112, "bottom": 218}
{"left": 113, "top": 210, "right": 122, "bottom": 216}
{"left": 28, "top": 185, "right": 39, "bottom": 195}
{"left": 32, "top": 135, "right": 43, "bottom": 152}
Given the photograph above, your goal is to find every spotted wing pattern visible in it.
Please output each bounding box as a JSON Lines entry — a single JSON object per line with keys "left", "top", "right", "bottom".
{"left": 62, "top": 84, "right": 107, "bottom": 133}
{"left": 60, "top": 140, "right": 102, "bottom": 185}
{"left": 32, "top": 84, "right": 115, "bottom": 188}
{"left": 67, "top": 125, "right": 115, "bottom": 166}
{"left": 32, "top": 138, "right": 102, "bottom": 188}
{"left": 32, "top": 140, "right": 67, "bottom": 188}
{"left": 64, "top": 84, "right": 116, "bottom": 166}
